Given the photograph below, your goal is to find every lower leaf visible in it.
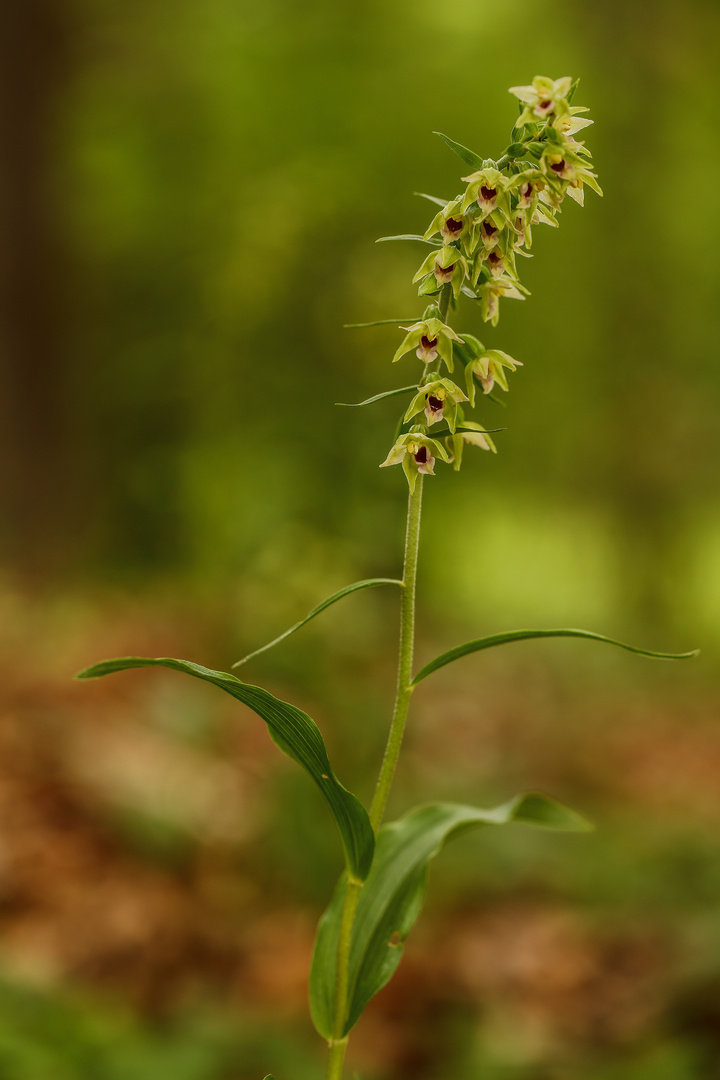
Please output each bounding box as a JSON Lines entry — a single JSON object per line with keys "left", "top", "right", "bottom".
{"left": 76, "top": 656, "right": 375, "bottom": 881}
{"left": 309, "top": 793, "right": 590, "bottom": 1038}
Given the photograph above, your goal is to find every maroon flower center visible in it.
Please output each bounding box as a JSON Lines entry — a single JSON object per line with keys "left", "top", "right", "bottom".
{"left": 488, "top": 252, "right": 502, "bottom": 265}
{"left": 521, "top": 182, "right": 534, "bottom": 199}
{"left": 550, "top": 159, "right": 566, "bottom": 173}
{"left": 540, "top": 99, "right": 552, "bottom": 110}
{"left": 480, "top": 185, "right": 497, "bottom": 201}
{"left": 445, "top": 216, "right": 463, "bottom": 233}
{"left": 414, "top": 446, "right": 428, "bottom": 465}
{"left": 421, "top": 335, "right": 438, "bottom": 350}
{"left": 483, "top": 221, "right": 498, "bottom": 237}
{"left": 426, "top": 395, "right": 444, "bottom": 413}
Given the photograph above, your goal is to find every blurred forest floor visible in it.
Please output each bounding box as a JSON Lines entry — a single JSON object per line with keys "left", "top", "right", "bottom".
{"left": 0, "top": 584, "right": 717, "bottom": 1080}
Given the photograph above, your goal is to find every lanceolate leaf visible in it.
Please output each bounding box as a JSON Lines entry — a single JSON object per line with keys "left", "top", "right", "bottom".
{"left": 411, "top": 628, "right": 699, "bottom": 686}
{"left": 76, "top": 657, "right": 375, "bottom": 880}
{"left": 432, "top": 131, "right": 484, "bottom": 171}
{"left": 309, "top": 794, "right": 590, "bottom": 1039}
{"left": 336, "top": 387, "right": 417, "bottom": 408}
{"left": 232, "top": 578, "right": 403, "bottom": 667}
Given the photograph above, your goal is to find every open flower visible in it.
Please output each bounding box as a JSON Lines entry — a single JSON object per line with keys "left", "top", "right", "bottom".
{"left": 446, "top": 422, "right": 497, "bottom": 470}
{"left": 380, "top": 432, "right": 450, "bottom": 493}
{"left": 473, "top": 274, "right": 527, "bottom": 326}
{"left": 464, "top": 348, "right": 521, "bottom": 405}
{"left": 413, "top": 245, "right": 469, "bottom": 300}
{"left": 403, "top": 378, "right": 468, "bottom": 432}
{"left": 460, "top": 166, "right": 511, "bottom": 219}
{"left": 424, "top": 197, "right": 471, "bottom": 246}
{"left": 392, "top": 317, "right": 463, "bottom": 372}
{"left": 509, "top": 75, "right": 573, "bottom": 124}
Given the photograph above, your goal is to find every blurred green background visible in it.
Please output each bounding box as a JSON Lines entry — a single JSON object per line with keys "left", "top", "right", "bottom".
{"left": 0, "top": 0, "right": 719, "bottom": 1077}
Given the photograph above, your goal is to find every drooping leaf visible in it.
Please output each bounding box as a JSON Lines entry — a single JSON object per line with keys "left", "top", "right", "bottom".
{"left": 76, "top": 657, "right": 375, "bottom": 880}
{"left": 310, "top": 794, "right": 590, "bottom": 1039}
{"left": 336, "top": 387, "right": 417, "bottom": 408}
{"left": 233, "top": 578, "right": 403, "bottom": 667}
{"left": 413, "top": 191, "right": 451, "bottom": 208}
{"left": 432, "top": 131, "right": 484, "bottom": 171}
{"left": 376, "top": 234, "right": 441, "bottom": 246}
{"left": 411, "top": 628, "right": 699, "bottom": 686}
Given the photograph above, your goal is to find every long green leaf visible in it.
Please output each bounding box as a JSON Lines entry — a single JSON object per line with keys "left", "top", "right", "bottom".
{"left": 76, "top": 657, "right": 375, "bottom": 880}
{"left": 310, "top": 794, "right": 590, "bottom": 1039}
{"left": 432, "top": 131, "right": 484, "bottom": 171}
{"left": 411, "top": 628, "right": 699, "bottom": 686}
{"left": 232, "top": 578, "right": 402, "bottom": 666}
{"left": 336, "top": 387, "right": 417, "bottom": 408}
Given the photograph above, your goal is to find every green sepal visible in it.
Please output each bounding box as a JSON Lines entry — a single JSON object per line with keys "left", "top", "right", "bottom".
{"left": 411, "top": 629, "right": 699, "bottom": 686}
{"left": 75, "top": 657, "right": 376, "bottom": 880}
{"left": 309, "top": 794, "right": 591, "bottom": 1039}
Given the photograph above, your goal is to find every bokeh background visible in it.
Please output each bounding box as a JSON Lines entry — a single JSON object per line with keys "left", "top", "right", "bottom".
{"left": 0, "top": 0, "right": 719, "bottom": 1077}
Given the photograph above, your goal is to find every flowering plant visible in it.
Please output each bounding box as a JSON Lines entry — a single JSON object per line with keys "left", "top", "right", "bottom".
{"left": 77, "top": 77, "right": 695, "bottom": 1080}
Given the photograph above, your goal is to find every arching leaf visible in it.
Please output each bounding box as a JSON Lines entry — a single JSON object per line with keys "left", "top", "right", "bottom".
{"left": 233, "top": 578, "right": 403, "bottom": 667}
{"left": 76, "top": 657, "right": 375, "bottom": 880}
{"left": 411, "top": 628, "right": 699, "bottom": 686}
{"left": 309, "top": 794, "right": 590, "bottom": 1039}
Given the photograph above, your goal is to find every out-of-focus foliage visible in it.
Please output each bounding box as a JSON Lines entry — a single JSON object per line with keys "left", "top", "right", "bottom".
{"left": 4, "top": 0, "right": 708, "bottom": 650}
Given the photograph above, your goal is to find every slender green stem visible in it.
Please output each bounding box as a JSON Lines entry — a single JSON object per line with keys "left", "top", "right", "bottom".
{"left": 325, "top": 391, "right": 427, "bottom": 1080}
{"left": 438, "top": 282, "right": 452, "bottom": 322}
{"left": 325, "top": 875, "right": 361, "bottom": 1080}
{"left": 326, "top": 1036, "right": 348, "bottom": 1080}
{"left": 370, "top": 474, "right": 424, "bottom": 831}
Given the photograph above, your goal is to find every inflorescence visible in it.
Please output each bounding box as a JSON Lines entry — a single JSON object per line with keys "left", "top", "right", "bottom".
{"left": 378, "top": 75, "right": 601, "bottom": 492}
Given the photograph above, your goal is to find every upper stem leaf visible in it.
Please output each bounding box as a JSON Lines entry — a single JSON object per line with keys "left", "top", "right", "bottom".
{"left": 411, "top": 628, "right": 699, "bottom": 686}
{"left": 233, "top": 578, "right": 403, "bottom": 666}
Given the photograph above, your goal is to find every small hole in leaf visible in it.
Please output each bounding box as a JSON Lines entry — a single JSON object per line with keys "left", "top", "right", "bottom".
{"left": 389, "top": 931, "right": 402, "bottom": 948}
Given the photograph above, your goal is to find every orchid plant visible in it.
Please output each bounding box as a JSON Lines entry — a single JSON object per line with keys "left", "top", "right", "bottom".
{"left": 77, "top": 77, "right": 696, "bottom": 1080}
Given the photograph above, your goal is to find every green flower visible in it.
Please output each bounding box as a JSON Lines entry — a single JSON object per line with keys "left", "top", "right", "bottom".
{"left": 473, "top": 273, "right": 527, "bottom": 326}
{"left": 509, "top": 75, "right": 573, "bottom": 125}
{"left": 424, "top": 197, "right": 471, "bottom": 246}
{"left": 392, "top": 317, "right": 463, "bottom": 372}
{"left": 464, "top": 348, "right": 521, "bottom": 406}
{"left": 380, "top": 432, "right": 450, "bottom": 492}
{"left": 403, "top": 378, "right": 468, "bottom": 432}
{"left": 412, "top": 245, "right": 468, "bottom": 300}
{"left": 446, "top": 421, "right": 497, "bottom": 470}
{"left": 460, "top": 167, "right": 512, "bottom": 219}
